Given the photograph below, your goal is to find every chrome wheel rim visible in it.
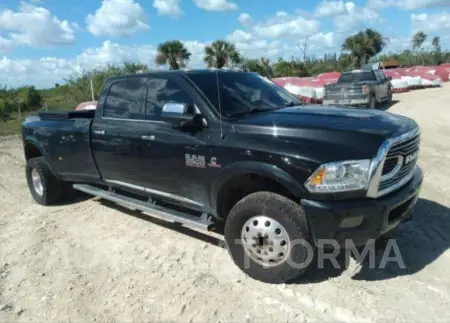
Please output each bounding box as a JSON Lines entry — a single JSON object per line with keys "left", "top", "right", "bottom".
{"left": 241, "top": 215, "right": 290, "bottom": 267}
{"left": 31, "top": 169, "right": 43, "bottom": 196}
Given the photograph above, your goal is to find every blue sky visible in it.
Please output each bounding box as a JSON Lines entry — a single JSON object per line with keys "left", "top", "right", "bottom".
{"left": 0, "top": 0, "right": 449, "bottom": 88}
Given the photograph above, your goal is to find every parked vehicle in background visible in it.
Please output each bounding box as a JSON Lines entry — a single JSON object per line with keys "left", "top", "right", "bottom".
{"left": 323, "top": 70, "right": 393, "bottom": 108}
{"left": 21, "top": 70, "right": 422, "bottom": 284}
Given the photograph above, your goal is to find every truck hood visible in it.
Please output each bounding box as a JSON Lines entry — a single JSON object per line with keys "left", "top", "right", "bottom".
{"left": 233, "top": 105, "right": 416, "bottom": 138}
{"left": 232, "top": 105, "right": 418, "bottom": 160}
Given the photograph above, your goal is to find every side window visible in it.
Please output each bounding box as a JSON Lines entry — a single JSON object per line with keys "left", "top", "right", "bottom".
{"left": 373, "top": 71, "right": 381, "bottom": 81}
{"left": 104, "top": 78, "right": 146, "bottom": 119}
{"left": 145, "top": 77, "right": 194, "bottom": 120}
{"left": 379, "top": 71, "right": 386, "bottom": 81}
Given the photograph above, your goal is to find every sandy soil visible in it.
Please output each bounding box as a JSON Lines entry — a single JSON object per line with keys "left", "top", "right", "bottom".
{"left": 1, "top": 85, "right": 450, "bottom": 322}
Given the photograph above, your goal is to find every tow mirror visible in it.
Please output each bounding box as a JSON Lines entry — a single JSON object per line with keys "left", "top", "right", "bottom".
{"left": 161, "top": 102, "right": 203, "bottom": 129}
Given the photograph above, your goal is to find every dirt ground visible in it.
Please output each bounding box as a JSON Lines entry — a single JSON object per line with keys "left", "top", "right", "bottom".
{"left": 1, "top": 85, "right": 450, "bottom": 322}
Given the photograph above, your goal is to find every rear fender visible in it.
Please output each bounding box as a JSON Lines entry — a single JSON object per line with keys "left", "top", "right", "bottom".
{"left": 23, "top": 136, "right": 60, "bottom": 179}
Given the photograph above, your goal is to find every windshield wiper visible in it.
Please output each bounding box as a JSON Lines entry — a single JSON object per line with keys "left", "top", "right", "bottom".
{"left": 285, "top": 101, "right": 301, "bottom": 107}
{"left": 228, "top": 107, "right": 272, "bottom": 118}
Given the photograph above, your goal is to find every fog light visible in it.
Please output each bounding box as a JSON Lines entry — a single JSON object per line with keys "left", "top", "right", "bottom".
{"left": 340, "top": 216, "right": 364, "bottom": 229}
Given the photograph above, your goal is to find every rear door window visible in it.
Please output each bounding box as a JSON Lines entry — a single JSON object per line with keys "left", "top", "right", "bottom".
{"left": 338, "top": 72, "right": 376, "bottom": 83}
{"left": 104, "top": 78, "right": 147, "bottom": 119}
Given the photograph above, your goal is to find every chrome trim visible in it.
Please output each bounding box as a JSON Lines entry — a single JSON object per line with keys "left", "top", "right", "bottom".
{"left": 366, "top": 127, "right": 420, "bottom": 198}
{"left": 101, "top": 117, "right": 166, "bottom": 124}
{"left": 377, "top": 165, "right": 418, "bottom": 197}
{"left": 141, "top": 135, "right": 155, "bottom": 141}
{"left": 105, "top": 180, "right": 204, "bottom": 207}
{"left": 379, "top": 155, "right": 404, "bottom": 182}
{"left": 162, "top": 102, "right": 187, "bottom": 114}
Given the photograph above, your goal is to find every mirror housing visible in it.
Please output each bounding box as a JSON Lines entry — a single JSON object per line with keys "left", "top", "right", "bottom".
{"left": 161, "top": 102, "right": 203, "bottom": 129}
{"left": 387, "top": 76, "right": 392, "bottom": 81}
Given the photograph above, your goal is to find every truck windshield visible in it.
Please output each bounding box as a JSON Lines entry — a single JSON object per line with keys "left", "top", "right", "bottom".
{"left": 187, "top": 72, "right": 301, "bottom": 118}
{"left": 338, "top": 72, "right": 375, "bottom": 83}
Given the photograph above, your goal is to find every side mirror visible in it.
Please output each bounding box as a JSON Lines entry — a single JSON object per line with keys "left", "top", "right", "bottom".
{"left": 161, "top": 102, "right": 203, "bottom": 129}
{"left": 387, "top": 76, "right": 392, "bottom": 81}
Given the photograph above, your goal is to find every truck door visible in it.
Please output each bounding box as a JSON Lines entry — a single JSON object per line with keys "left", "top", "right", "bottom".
{"left": 91, "top": 77, "right": 151, "bottom": 186}
{"left": 124, "top": 74, "right": 217, "bottom": 210}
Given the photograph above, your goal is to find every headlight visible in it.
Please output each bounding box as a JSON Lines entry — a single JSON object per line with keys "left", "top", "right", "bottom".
{"left": 305, "top": 159, "right": 371, "bottom": 193}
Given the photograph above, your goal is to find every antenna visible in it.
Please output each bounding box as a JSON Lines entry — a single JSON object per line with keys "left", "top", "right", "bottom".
{"left": 215, "top": 69, "right": 224, "bottom": 140}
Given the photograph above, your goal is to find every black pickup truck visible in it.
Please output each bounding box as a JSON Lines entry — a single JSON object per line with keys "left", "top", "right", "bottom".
{"left": 22, "top": 70, "right": 422, "bottom": 283}
{"left": 323, "top": 70, "right": 393, "bottom": 108}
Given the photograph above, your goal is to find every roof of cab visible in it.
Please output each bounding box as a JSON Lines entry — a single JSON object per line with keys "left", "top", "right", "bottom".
{"left": 105, "top": 68, "right": 249, "bottom": 82}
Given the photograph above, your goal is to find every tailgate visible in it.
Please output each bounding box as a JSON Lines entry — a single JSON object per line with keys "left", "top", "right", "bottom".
{"left": 323, "top": 84, "right": 369, "bottom": 105}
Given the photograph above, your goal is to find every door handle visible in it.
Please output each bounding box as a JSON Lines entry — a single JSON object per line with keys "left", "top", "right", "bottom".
{"left": 94, "top": 130, "right": 105, "bottom": 135}
{"left": 141, "top": 135, "right": 155, "bottom": 141}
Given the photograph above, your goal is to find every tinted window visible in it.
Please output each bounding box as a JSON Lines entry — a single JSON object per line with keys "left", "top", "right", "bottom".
{"left": 338, "top": 72, "right": 375, "bottom": 83}
{"left": 145, "top": 77, "right": 193, "bottom": 120}
{"left": 188, "top": 72, "right": 301, "bottom": 118}
{"left": 104, "top": 78, "right": 146, "bottom": 119}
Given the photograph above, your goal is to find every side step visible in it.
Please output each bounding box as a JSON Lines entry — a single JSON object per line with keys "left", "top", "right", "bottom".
{"left": 73, "top": 184, "right": 214, "bottom": 231}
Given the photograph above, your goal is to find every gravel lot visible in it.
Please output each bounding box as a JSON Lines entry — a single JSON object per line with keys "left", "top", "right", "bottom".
{"left": 1, "top": 85, "right": 450, "bottom": 322}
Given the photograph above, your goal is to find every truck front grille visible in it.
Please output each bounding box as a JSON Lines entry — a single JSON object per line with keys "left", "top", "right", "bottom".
{"left": 378, "top": 132, "right": 420, "bottom": 194}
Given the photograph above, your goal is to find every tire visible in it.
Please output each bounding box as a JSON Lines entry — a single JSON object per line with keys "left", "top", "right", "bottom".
{"left": 26, "top": 157, "right": 64, "bottom": 205}
{"left": 387, "top": 88, "right": 393, "bottom": 103}
{"left": 367, "top": 95, "right": 377, "bottom": 109}
{"left": 224, "top": 192, "right": 313, "bottom": 284}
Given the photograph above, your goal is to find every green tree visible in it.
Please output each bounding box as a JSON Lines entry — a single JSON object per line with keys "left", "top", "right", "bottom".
{"left": 26, "top": 86, "right": 42, "bottom": 109}
{"left": 242, "top": 57, "right": 273, "bottom": 77}
{"left": 155, "top": 40, "right": 191, "bottom": 70}
{"left": 123, "top": 61, "right": 149, "bottom": 74}
{"left": 204, "top": 40, "right": 242, "bottom": 68}
{"left": 342, "top": 29, "right": 388, "bottom": 68}
{"left": 412, "top": 31, "right": 427, "bottom": 50}
{"left": 0, "top": 100, "right": 12, "bottom": 123}
{"left": 272, "top": 58, "right": 309, "bottom": 77}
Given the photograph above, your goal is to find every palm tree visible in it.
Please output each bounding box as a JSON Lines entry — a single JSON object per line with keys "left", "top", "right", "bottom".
{"left": 204, "top": 40, "right": 242, "bottom": 68}
{"left": 342, "top": 29, "right": 388, "bottom": 68}
{"left": 242, "top": 57, "right": 273, "bottom": 77}
{"left": 432, "top": 36, "right": 440, "bottom": 50}
{"left": 412, "top": 31, "right": 427, "bottom": 50}
{"left": 155, "top": 40, "right": 191, "bottom": 70}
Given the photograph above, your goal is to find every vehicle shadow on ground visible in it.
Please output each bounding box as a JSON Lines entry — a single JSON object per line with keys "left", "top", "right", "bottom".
{"left": 379, "top": 99, "right": 400, "bottom": 111}
{"left": 290, "top": 198, "right": 450, "bottom": 284}
{"left": 352, "top": 198, "right": 450, "bottom": 281}
{"left": 51, "top": 191, "right": 91, "bottom": 206}
{"left": 99, "top": 200, "right": 226, "bottom": 248}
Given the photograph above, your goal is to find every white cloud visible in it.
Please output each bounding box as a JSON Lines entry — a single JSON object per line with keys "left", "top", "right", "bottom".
{"left": 315, "top": 1, "right": 355, "bottom": 17}
{"left": 153, "top": 0, "right": 182, "bottom": 18}
{"left": 368, "top": 0, "right": 450, "bottom": 10}
{"left": 411, "top": 12, "right": 450, "bottom": 32}
{"left": 252, "top": 14, "right": 320, "bottom": 39}
{"left": 0, "top": 3, "right": 76, "bottom": 48}
{"left": 193, "top": 0, "right": 238, "bottom": 11}
{"left": 275, "top": 11, "right": 288, "bottom": 17}
{"left": 309, "top": 32, "right": 335, "bottom": 49}
{"left": 0, "top": 37, "right": 13, "bottom": 53}
{"left": 0, "top": 41, "right": 157, "bottom": 88}
{"left": 86, "top": 0, "right": 149, "bottom": 37}
{"left": 333, "top": 6, "right": 381, "bottom": 32}
{"left": 238, "top": 13, "right": 252, "bottom": 26}
{"left": 226, "top": 29, "right": 253, "bottom": 43}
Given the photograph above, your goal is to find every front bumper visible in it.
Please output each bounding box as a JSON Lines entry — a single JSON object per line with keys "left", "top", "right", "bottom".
{"left": 301, "top": 166, "right": 423, "bottom": 246}
{"left": 323, "top": 98, "right": 369, "bottom": 105}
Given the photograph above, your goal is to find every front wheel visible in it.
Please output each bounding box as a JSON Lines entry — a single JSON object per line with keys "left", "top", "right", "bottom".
{"left": 367, "top": 95, "right": 377, "bottom": 109}
{"left": 224, "top": 192, "right": 314, "bottom": 284}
